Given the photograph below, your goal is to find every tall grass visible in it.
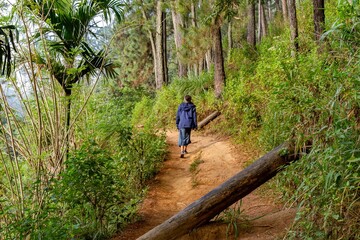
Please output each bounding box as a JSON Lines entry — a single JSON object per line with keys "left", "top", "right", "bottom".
{"left": 0, "top": 5, "right": 167, "bottom": 240}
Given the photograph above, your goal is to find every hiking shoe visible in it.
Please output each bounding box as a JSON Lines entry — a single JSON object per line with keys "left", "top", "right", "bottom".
{"left": 180, "top": 151, "right": 185, "bottom": 158}
{"left": 184, "top": 150, "right": 188, "bottom": 154}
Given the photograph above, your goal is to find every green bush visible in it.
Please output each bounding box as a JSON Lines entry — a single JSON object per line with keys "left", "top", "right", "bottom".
{"left": 54, "top": 140, "right": 140, "bottom": 239}
{"left": 118, "top": 130, "right": 167, "bottom": 189}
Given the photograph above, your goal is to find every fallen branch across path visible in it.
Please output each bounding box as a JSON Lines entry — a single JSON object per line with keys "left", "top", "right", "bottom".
{"left": 137, "top": 141, "right": 310, "bottom": 240}
{"left": 197, "top": 111, "right": 221, "bottom": 129}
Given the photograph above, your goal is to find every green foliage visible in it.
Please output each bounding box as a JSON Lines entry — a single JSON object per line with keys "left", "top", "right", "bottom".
{"left": 111, "top": 20, "right": 154, "bottom": 87}
{"left": 222, "top": 47, "right": 262, "bottom": 138}
{"left": 0, "top": 81, "right": 166, "bottom": 238}
{"left": 197, "top": 1, "right": 359, "bottom": 239}
{"left": 276, "top": 58, "right": 360, "bottom": 239}
{"left": 131, "top": 96, "right": 156, "bottom": 129}
{"left": 118, "top": 130, "right": 167, "bottom": 189}
{"left": 1, "top": 0, "right": 358, "bottom": 239}
{"left": 323, "top": 0, "right": 360, "bottom": 59}
{"left": 54, "top": 140, "right": 138, "bottom": 239}
{"left": 219, "top": 200, "right": 248, "bottom": 239}
{"left": 132, "top": 72, "right": 217, "bottom": 130}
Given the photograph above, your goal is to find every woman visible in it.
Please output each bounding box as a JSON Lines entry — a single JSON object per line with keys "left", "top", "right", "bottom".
{"left": 176, "top": 95, "right": 197, "bottom": 158}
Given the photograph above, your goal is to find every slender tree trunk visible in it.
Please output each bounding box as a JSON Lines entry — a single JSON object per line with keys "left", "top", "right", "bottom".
{"left": 313, "top": 0, "right": 325, "bottom": 43}
{"left": 213, "top": 22, "right": 226, "bottom": 98}
{"left": 162, "top": 10, "right": 168, "bottom": 85}
{"left": 191, "top": 1, "right": 199, "bottom": 76}
{"left": 247, "top": 2, "right": 256, "bottom": 46}
{"left": 257, "top": 0, "right": 262, "bottom": 42}
{"left": 141, "top": 7, "right": 158, "bottom": 83}
{"left": 227, "top": 20, "right": 233, "bottom": 58}
{"left": 205, "top": 49, "right": 212, "bottom": 72}
{"left": 288, "top": 0, "right": 299, "bottom": 52}
{"left": 260, "top": 2, "right": 268, "bottom": 37}
{"left": 281, "top": 0, "right": 288, "bottom": 21}
{"left": 198, "top": 59, "right": 204, "bottom": 73}
{"left": 155, "top": 0, "right": 166, "bottom": 89}
{"left": 191, "top": 0, "right": 205, "bottom": 74}
{"left": 63, "top": 90, "right": 71, "bottom": 168}
{"left": 267, "top": 0, "right": 272, "bottom": 21}
{"left": 171, "top": 1, "right": 187, "bottom": 77}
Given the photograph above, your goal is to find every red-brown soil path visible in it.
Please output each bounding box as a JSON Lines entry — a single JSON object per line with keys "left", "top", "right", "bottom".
{"left": 112, "top": 131, "right": 296, "bottom": 240}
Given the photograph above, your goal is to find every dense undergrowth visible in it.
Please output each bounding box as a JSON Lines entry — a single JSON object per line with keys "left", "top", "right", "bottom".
{"left": 0, "top": 85, "right": 167, "bottom": 239}
{"left": 134, "top": 1, "right": 359, "bottom": 239}
{"left": 0, "top": 0, "right": 358, "bottom": 239}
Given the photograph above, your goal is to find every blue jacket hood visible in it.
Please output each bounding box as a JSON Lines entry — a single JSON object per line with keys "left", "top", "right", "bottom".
{"left": 176, "top": 102, "right": 197, "bottom": 129}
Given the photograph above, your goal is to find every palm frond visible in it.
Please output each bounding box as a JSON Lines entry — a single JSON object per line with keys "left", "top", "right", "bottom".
{"left": 93, "top": 0, "right": 125, "bottom": 23}
{"left": 25, "top": 1, "right": 121, "bottom": 88}
{"left": 0, "top": 25, "right": 18, "bottom": 77}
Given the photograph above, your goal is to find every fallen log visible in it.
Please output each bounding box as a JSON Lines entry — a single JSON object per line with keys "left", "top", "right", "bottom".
{"left": 197, "top": 111, "right": 221, "bottom": 129}
{"left": 138, "top": 142, "right": 309, "bottom": 240}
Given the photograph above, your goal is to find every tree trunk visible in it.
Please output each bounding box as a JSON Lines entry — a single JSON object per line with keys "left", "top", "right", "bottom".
{"left": 155, "top": 0, "right": 167, "bottom": 89}
{"left": 205, "top": 49, "right": 212, "bottom": 72}
{"left": 213, "top": 22, "right": 225, "bottom": 99}
{"left": 281, "top": 0, "right": 288, "bottom": 21}
{"left": 171, "top": 1, "right": 187, "bottom": 77}
{"left": 191, "top": 1, "right": 199, "bottom": 76}
{"left": 247, "top": 2, "right": 256, "bottom": 46}
{"left": 198, "top": 111, "right": 221, "bottom": 129}
{"left": 313, "top": 0, "right": 325, "bottom": 43}
{"left": 162, "top": 10, "right": 168, "bottom": 85}
{"left": 138, "top": 142, "right": 310, "bottom": 240}
{"left": 191, "top": 1, "right": 197, "bottom": 27}
{"left": 288, "top": 0, "right": 299, "bottom": 52}
{"left": 63, "top": 90, "right": 72, "bottom": 168}
{"left": 267, "top": 0, "right": 272, "bottom": 21}
{"left": 260, "top": 2, "right": 268, "bottom": 38}
{"left": 141, "top": 7, "right": 158, "bottom": 84}
{"left": 198, "top": 59, "right": 204, "bottom": 74}
{"left": 227, "top": 20, "right": 233, "bottom": 58}
{"left": 257, "top": 0, "right": 262, "bottom": 42}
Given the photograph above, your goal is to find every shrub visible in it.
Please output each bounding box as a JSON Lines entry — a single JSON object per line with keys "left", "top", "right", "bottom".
{"left": 53, "top": 140, "right": 140, "bottom": 239}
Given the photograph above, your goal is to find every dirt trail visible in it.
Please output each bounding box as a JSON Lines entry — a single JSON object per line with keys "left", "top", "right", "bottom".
{"left": 113, "top": 131, "right": 295, "bottom": 240}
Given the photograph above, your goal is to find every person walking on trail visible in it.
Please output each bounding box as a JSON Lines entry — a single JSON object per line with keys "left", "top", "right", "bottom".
{"left": 176, "top": 95, "right": 197, "bottom": 158}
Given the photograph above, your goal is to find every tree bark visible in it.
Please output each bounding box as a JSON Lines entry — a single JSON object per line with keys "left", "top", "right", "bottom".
{"left": 138, "top": 142, "right": 309, "bottom": 240}
{"left": 227, "top": 20, "right": 233, "bottom": 57}
{"left": 288, "top": 0, "right": 299, "bottom": 52}
{"left": 213, "top": 22, "right": 226, "bottom": 98}
{"left": 155, "top": 0, "right": 167, "bottom": 89}
{"left": 247, "top": 2, "right": 256, "bottom": 46}
{"left": 191, "top": 1, "right": 200, "bottom": 76}
{"left": 171, "top": 0, "right": 187, "bottom": 77}
{"left": 267, "top": 0, "right": 272, "bottom": 21}
{"left": 63, "top": 90, "right": 72, "bottom": 168}
{"left": 260, "top": 1, "right": 268, "bottom": 38}
{"left": 205, "top": 49, "right": 212, "bottom": 72}
{"left": 141, "top": 7, "right": 158, "bottom": 84}
{"left": 198, "top": 111, "right": 221, "bottom": 129}
{"left": 281, "top": 0, "right": 288, "bottom": 21}
{"left": 257, "top": 0, "right": 262, "bottom": 42}
{"left": 313, "top": 0, "right": 325, "bottom": 43}
{"left": 162, "top": 10, "right": 168, "bottom": 85}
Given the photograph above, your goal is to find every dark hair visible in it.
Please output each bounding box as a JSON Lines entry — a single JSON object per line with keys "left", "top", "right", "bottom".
{"left": 184, "top": 95, "right": 192, "bottom": 103}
